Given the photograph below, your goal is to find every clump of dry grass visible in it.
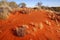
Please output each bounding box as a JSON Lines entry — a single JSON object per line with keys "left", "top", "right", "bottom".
{"left": 15, "top": 25, "right": 28, "bottom": 37}
{"left": 47, "top": 11, "right": 60, "bottom": 26}
{"left": 0, "top": 13, "right": 9, "bottom": 19}
{"left": 0, "top": 5, "right": 11, "bottom": 19}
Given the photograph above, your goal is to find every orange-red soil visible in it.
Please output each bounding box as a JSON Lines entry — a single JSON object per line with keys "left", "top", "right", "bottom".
{"left": 0, "top": 10, "right": 60, "bottom": 40}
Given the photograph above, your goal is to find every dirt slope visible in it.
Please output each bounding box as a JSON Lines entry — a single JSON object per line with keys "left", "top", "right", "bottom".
{"left": 0, "top": 9, "right": 60, "bottom": 40}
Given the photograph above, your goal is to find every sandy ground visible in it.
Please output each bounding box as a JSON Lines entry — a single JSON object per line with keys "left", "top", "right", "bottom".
{"left": 0, "top": 10, "right": 60, "bottom": 40}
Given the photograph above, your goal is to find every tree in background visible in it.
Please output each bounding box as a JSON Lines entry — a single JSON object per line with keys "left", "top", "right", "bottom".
{"left": 9, "top": 1, "right": 18, "bottom": 8}
{"left": 18, "top": 3, "right": 26, "bottom": 8}
{"left": 36, "top": 2, "right": 42, "bottom": 9}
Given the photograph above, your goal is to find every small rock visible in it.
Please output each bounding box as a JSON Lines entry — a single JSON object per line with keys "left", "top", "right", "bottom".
{"left": 26, "top": 30, "right": 31, "bottom": 34}
{"left": 56, "top": 28, "right": 60, "bottom": 32}
{"left": 27, "top": 30, "right": 36, "bottom": 36}
{"left": 39, "top": 22, "right": 44, "bottom": 30}
{"left": 30, "top": 22, "right": 35, "bottom": 26}
{"left": 32, "top": 27, "right": 37, "bottom": 32}
{"left": 22, "top": 25, "right": 29, "bottom": 29}
{"left": 45, "top": 20, "right": 51, "bottom": 26}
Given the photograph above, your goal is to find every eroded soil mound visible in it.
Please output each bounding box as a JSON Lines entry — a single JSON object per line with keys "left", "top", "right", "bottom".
{"left": 0, "top": 9, "right": 60, "bottom": 40}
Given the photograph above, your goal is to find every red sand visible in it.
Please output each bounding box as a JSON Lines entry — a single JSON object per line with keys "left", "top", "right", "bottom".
{"left": 0, "top": 10, "right": 60, "bottom": 40}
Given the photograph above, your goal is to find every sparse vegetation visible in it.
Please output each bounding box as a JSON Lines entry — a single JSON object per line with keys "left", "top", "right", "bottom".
{"left": 0, "top": 0, "right": 13, "bottom": 19}
{"left": 18, "top": 3, "right": 26, "bottom": 8}
{"left": 51, "top": 7, "right": 60, "bottom": 12}
{"left": 36, "top": 2, "right": 42, "bottom": 9}
{"left": 9, "top": 1, "right": 18, "bottom": 8}
{"left": 0, "top": 0, "right": 60, "bottom": 40}
{"left": 15, "top": 26, "right": 27, "bottom": 37}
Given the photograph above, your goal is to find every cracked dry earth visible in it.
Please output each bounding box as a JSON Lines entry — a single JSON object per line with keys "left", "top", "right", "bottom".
{"left": 0, "top": 10, "right": 60, "bottom": 40}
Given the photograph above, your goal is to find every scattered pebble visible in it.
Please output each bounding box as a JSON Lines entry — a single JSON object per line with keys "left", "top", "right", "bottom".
{"left": 22, "top": 25, "right": 29, "bottom": 29}
{"left": 49, "top": 21, "right": 51, "bottom": 26}
{"left": 56, "top": 28, "right": 60, "bottom": 32}
{"left": 27, "top": 29, "right": 36, "bottom": 36}
{"left": 39, "top": 22, "right": 44, "bottom": 30}
{"left": 45, "top": 20, "right": 51, "bottom": 26}
{"left": 26, "top": 30, "right": 31, "bottom": 34}
{"left": 32, "top": 27, "right": 37, "bottom": 32}
{"left": 30, "top": 22, "right": 35, "bottom": 26}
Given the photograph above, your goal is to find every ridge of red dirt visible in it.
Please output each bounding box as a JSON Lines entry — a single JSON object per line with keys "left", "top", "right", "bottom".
{"left": 0, "top": 9, "right": 60, "bottom": 40}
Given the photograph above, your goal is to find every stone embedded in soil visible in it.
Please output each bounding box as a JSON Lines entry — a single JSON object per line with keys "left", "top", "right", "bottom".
{"left": 26, "top": 30, "right": 31, "bottom": 34}
{"left": 22, "top": 25, "right": 29, "bottom": 29}
{"left": 45, "top": 20, "right": 51, "bottom": 26}
{"left": 56, "top": 28, "right": 60, "bottom": 32}
{"left": 29, "top": 22, "right": 35, "bottom": 26}
{"left": 39, "top": 22, "right": 44, "bottom": 30}
{"left": 32, "top": 27, "right": 37, "bottom": 32}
